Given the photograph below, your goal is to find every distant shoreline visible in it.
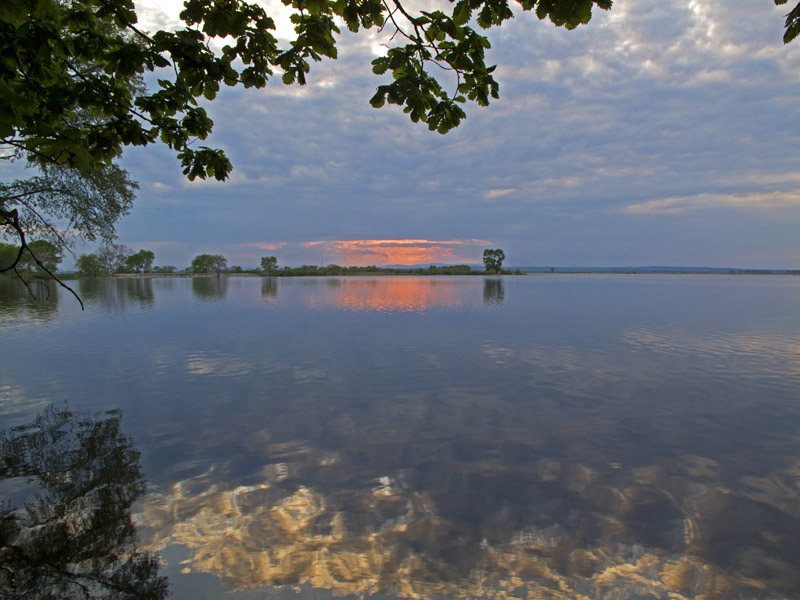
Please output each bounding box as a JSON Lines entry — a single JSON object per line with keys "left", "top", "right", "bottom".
{"left": 51, "top": 270, "right": 800, "bottom": 280}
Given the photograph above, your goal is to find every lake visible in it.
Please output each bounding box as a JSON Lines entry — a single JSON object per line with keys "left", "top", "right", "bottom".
{"left": 1, "top": 275, "right": 800, "bottom": 599}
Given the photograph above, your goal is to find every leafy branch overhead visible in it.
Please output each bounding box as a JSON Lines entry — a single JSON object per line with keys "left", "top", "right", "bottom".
{"left": 3, "top": 0, "right": 799, "bottom": 183}
{"left": 776, "top": 0, "right": 800, "bottom": 42}
{"left": 3, "top": 0, "right": 797, "bottom": 183}
{"left": 1, "top": 0, "right": 618, "bottom": 185}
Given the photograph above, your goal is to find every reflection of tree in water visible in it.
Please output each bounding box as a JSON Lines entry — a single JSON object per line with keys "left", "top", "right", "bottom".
{"left": 0, "top": 278, "right": 59, "bottom": 322}
{"left": 77, "top": 278, "right": 155, "bottom": 310}
{"left": 122, "top": 278, "right": 155, "bottom": 307}
{"left": 261, "top": 276, "right": 278, "bottom": 300}
{"left": 0, "top": 405, "right": 169, "bottom": 599}
{"left": 191, "top": 276, "right": 228, "bottom": 301}
{"left": 482, "top": 278, "right": 504, "bottom": 305}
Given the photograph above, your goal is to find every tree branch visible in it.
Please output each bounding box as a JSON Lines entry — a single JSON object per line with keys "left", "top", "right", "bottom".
{"left": 94, "top": 0, "right": 158, "bottom": 46}
{"left": 0, "top": 206, "right": 84, "bottom": 310}
{"left": 0, "top": 186, "right": 54, "bottom": 203}
{"left": 0, "top": 139, "right": 60, "bottom": 167}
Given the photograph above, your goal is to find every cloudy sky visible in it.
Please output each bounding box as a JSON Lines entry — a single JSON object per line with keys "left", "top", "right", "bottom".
{"left": 81, "top": 1, "right": 800, "bottom": 267}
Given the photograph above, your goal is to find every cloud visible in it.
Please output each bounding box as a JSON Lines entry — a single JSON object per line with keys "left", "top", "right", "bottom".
{"left": 130, "top": 241, "right": 182, "bottom": 249}
{"left": 244, "top": 242, "right": 286, "bottom": 251}
{"left": 485, "top": 188, "right": 516, "bottom": 199}
{"left": 623, "top": 191, "right": 800, "bottom": 215}
{"left": 134, "top": 0, "right": 185, "bottom": 32}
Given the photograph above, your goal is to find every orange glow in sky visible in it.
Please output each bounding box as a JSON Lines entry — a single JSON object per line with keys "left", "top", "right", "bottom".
{"left": 301, "top": 239, "right": 489, "bottom": 267}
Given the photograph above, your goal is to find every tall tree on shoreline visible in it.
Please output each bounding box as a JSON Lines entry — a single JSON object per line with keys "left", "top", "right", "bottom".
{"left": 191, "top": 253, "right": 228, "bottom": 275}
{"left": 483, "top": 248, "right": 505, "bottom": 274}
{"left": 261, "top": 256, "right": 278, "bottom": 277}
{"left": 125, "top": 249, "right": 156, "bottom": 273}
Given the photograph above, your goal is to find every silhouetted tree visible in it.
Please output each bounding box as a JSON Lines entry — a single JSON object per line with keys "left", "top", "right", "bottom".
{"left": 191, "top": 254, "right": 227, "bottom": 275}
{"left": 76, "top": 253, "right": 106, "bottom": 277}
{"left": 97, "top": 243, "right": 132, "bottom": 274}
{"left": 260, "top": 256, "right": 278, "bottom": 277}
{"left": 482, "top": 248, "right": 505, "bottom": 274}
{"left": 124, "top": 249, "right": 155, "bottom": 273}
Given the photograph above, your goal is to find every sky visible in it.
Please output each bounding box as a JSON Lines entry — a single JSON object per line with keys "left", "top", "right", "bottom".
{"left": 37, "top": 1, "right": 800, "bottom": 268}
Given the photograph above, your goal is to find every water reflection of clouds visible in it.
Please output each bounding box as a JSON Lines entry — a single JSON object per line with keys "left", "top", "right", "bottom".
{"left": 136, "top": 441, "right": 800, "bottom": 600}
{"left": 480, "top": 344, "right": 515, "bottom": 365}
{"left": 483, "top": 322, "right": 800, "bottom": 400}
{"left": 182, "top": 352, "right": 345, "bottom": 388}
{"left": 622, "top": 326, "right": 800, "bottom": 375}
{"left": 480, "top": 342, "right": 595, "bottom": 381}
{"left": 0, "top": 384, "right": 51, "bottom": 422}
{"left": 292, "top": 363, "right": 344, "bottom": 386}
{"left": 185, "top": 352, "right": 253, "bottom": 377}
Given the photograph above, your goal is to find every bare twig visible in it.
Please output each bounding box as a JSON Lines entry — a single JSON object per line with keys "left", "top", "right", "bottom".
{"left": 0, "top": 138, "right": 61, "bottom": 167}
{"left": 0, "top": 186, "right": 53, "bottom": 203}
{"left": 15, "top": 196, "right": 73, "bottom": 251}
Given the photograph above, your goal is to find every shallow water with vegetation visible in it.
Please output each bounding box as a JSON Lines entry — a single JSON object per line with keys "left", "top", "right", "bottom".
{"left": 2, "top": 275, "right": 800, "bottom": 599}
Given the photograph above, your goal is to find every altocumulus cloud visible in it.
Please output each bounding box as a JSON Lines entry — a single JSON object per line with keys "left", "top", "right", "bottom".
{"left": 624, "top": 191, "right": 800, "bottom": 215}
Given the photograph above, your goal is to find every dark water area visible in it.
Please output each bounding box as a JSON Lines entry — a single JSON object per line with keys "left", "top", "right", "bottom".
{"left": 1, "top": 275, "right": 800, "bottom": 599}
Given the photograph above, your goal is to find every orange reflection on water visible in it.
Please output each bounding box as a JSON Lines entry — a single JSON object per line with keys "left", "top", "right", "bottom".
{"left": 306, "top": 277, "right": 479, "bottom": 313}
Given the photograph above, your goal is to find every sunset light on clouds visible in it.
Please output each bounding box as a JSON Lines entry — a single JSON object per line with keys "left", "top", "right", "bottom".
{"left": 244, "top": 242, "right": 287, "bottom": 251}
{"left": 298, "top": 239, "right": 491, "bottom": 266}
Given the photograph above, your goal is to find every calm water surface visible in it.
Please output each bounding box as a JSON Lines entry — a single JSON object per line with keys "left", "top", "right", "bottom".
{"left": 2, "top": 275, "right": 800, "bottom": 599}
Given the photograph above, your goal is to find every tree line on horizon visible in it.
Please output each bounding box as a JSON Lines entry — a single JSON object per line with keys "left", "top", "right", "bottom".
{"left": 2, "top": 245, "right": 511, "bottom": 278}
{"left": 1, "top": 237, "right": 510, "bottom": 279}
{"left": 0, "top": 242, "right": 169, "bottom": 278}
